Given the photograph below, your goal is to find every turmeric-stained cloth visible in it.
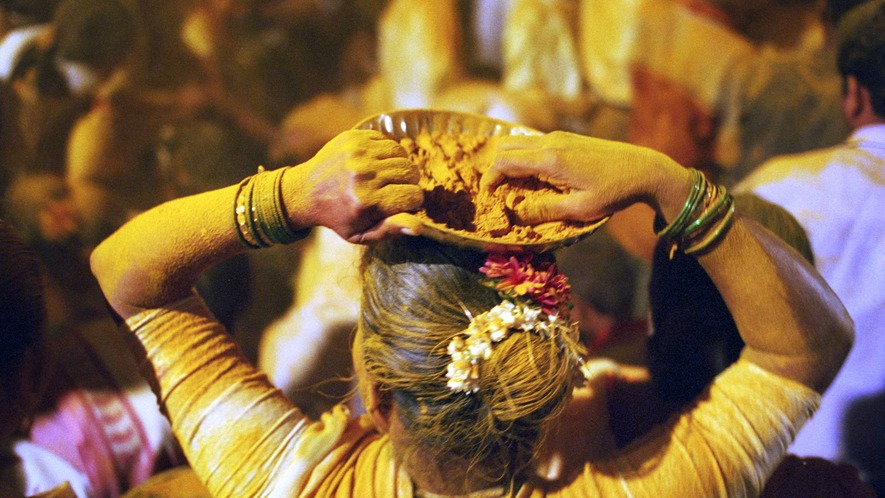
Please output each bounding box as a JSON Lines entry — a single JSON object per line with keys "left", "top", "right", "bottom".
{"left": 125, "top": 295, "right": 819, "bottom": 497}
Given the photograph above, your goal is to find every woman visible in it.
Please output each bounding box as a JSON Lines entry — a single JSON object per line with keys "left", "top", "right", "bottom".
{"left": 90, "top": 127, "right": 853, "bottom": 496}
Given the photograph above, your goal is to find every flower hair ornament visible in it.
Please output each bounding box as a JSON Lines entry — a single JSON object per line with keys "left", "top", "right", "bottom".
{"left": 445, "top": 252, "right": 591, "bottom": 394}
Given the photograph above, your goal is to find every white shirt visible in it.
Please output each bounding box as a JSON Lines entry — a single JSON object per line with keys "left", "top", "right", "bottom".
{"left": 1, "top": 439, "right": 92, "bottom": 498}
{"left": 737, "top": 123, "right": 885, "bottom": 460}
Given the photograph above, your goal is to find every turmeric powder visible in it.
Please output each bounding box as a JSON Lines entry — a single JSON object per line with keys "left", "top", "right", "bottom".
{"left": 401, "top": 131, "right": 593, "bottom": 243}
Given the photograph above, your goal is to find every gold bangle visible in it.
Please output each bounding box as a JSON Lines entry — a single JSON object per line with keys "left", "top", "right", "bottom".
{"left": 253, "top": 166, "right": 309, "bottom": 245}
{"left": 234, "top": 177, "right": 261, "bottom": 249}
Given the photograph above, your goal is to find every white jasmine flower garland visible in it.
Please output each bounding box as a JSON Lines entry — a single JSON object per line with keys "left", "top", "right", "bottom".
{"left": 445, "top": 253, "right": 588, "bottom": 394}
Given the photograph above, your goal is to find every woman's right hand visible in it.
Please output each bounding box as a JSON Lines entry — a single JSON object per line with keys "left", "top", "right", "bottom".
{"left": 282, "top": 129, "right": 424, "bottom": 244}
{"left": 480, "top": 131, "right": 693, "bottom": 225}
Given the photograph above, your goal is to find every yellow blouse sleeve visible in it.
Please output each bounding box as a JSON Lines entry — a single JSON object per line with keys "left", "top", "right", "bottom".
{"left": 533, "top": 359, "right": 821, "bottom": 497}
{"left": 126, "top": 295, "right": 819, "bottom": 497}
{"left": 124, "top": 295, "right": 385, "bottom": 498}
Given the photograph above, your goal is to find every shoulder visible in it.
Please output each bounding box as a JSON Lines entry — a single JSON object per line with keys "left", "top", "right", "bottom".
{"left": 294, "top": 413, "right": 398, "bottom": 496}
{"left": 573, "top": 361, "right": 819, "bottom": 496}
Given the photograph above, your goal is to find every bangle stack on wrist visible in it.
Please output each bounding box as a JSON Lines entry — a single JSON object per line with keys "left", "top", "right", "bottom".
{"left": 233, "top": 166, "right": 311, "bottom": 249}
{"left": 654, "top": 168, "right": 735, "bottom": 258}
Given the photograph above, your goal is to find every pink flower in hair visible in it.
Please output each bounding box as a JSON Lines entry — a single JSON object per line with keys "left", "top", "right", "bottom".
{"left": 480, "top": 253, "right": 571, "bottom": 316}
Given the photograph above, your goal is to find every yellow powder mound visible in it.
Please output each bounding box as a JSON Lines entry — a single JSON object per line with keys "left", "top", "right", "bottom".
{"left": 400, "top": 131, "right": 592, "bottom": 243}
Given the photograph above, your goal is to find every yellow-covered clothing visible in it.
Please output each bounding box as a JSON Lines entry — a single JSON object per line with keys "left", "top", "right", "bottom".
{"left": 125, "top": 294, "right": 820, "bottom": 497}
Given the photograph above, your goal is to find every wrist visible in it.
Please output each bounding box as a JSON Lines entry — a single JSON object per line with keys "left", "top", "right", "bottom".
{"left": 279, "top": 165, "right": 315, "bottom": 233}
{"left": 653, "top": 167, "right": 735, "bottom": 258}
{"left": 650, "top": 158, "right": 695, "bottom": 222}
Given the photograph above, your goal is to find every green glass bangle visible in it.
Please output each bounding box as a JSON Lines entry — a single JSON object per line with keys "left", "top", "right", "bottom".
{"left": 684, "top": 198, "right": 735, "bottom": 255}
{"left": 656, "top": 169, "right": 707, "bottom": 240}
{"left": 245, "top": 175, "right": 272, "bottom": 248}
{"left": 254, "top": 166, "right": 310, "bottom": 245}
{"left": 274, "top": 169, "right": 312, "bottom": 244}
{"left": 681, "top": 184, "right": 732, "bottom": 240}
{"left": 253, "top": 169, "right": 280, "bottom": 244}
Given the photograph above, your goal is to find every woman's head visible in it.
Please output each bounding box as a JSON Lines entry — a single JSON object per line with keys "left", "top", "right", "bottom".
{"left": 356, "top": 237, "right": 584, "bottom": 477}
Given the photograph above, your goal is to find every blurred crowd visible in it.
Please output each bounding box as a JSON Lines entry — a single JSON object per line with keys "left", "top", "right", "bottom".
{"left": 0, "top": 0, "right": 881, "bottom": 496}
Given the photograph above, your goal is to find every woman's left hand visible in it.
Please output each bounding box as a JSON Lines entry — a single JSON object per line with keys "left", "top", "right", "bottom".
{"left": 283, "top": 129, "right": 424, "bottom": 243}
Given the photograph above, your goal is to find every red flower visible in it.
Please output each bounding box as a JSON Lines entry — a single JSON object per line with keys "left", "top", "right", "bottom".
{"left": 480, "top": 253, "right": 571, "bottom": 316}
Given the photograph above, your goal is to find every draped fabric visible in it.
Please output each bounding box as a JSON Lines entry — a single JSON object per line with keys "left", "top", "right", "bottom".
{"left": 125, "top": 295, "right": 819, "bottom": 497}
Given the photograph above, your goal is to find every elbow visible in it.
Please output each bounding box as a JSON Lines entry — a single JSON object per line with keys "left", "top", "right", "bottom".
{"left": 89, "top": 238, "right": 124, "bottom": 313}
{"left": 836, "top": 313, "right": 855, "bottom": 364}
{"left": 89, "top": 239, "right": 110, "bottom": 288}
{"left": 814, "top": 309, "right": 855, "bottom": 394}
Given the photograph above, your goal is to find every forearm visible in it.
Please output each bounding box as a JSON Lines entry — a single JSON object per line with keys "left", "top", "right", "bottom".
{"left": 694, "top": 216, "right": 853, "bottom": 393}
{"left": 90, "top": 183, "right": 248, "bottom": 319}
{"left": 641, "top": 154, "right": 853, "bottom": 393}
{"left": 91, "top": 128, "right": 422, "bottom": 320}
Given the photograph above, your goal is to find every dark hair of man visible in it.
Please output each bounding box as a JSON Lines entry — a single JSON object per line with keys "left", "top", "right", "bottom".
{"left": 836, "top": 0, "right": 885, "bottom": 117}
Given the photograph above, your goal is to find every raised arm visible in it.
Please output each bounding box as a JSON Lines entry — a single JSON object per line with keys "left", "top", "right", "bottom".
{"left": 91, "top": 128, "right": 422, "bottom": 319}
{"left": 88, "top": 129, "right": 421, "bottom": 497}
{"left": 483, "top": 131, "right": 853, "bottom": 394}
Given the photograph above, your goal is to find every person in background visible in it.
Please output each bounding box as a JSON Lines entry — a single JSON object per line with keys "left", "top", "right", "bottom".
{"left": 0, "top": 1, "right": 90, "bottom": 195}
{"left": 843, "top": 389, "right": 885, "bottom": 497}
{"left": 606, "top": 0, "right": 852, "bottom": 263}
{"left": 554, "top": 228, "right": 650, "bottom": 363}
{"left": 0, "top": 218, "right": 82, "bottom": 497}
{"left": 257, "top": 226, "right": 364, "bottom": 419}
{"left": 627, "top": 0, "right": 849, "bottom": 185}
{"left": 1, "top": 171, "right": 185, "bottom": 497}
{"left": 58, "top": 0, "right": 216, "bottom": 247}
{"left": 736, "top": 0, "right": 885, "bottom": 467}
